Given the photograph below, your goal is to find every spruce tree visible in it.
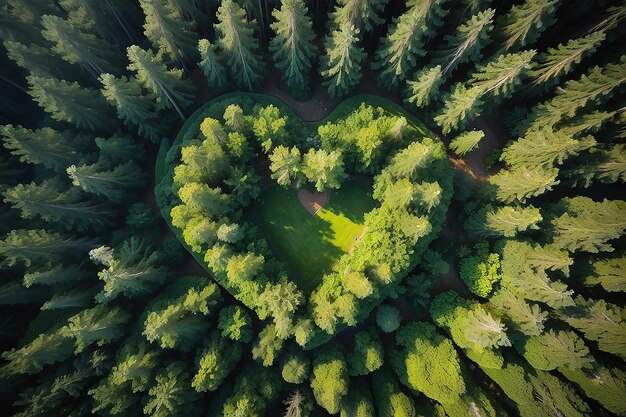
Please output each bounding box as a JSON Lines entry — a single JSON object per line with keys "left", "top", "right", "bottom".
{"left": 0, "top": 125, "right": 79, "bottom": 172}
{"left": 523, "top": 330, "right": 593, "bottom": 371}
{"left": 433, "top": 9, "right": 495, "bottom": 75}
{"left": 4, "top": 40, "right": 70, "bottom": 78}
{"left": 90, "top": 238, "right": 168, "bottom": 303}
{"left": 468, "top": 50, "right": 536, "bottom": 97}
{"left": 405, "top": 65, "right": 443, "bottom": 108}
{"left": 585, "top": 256, "right": 626, "bottom": 293}
{"left": 197, "top": 39, "right": 227, "bottom": 90}
{"left": 3, "top": 177, "right": 115, "bottom": 231}
{"left": 0, "top": 229, "right": 92, "bottom": 268}
{"left": 551, "top": 197, "right": 626, "bottom": 253}
{"left": 560, "top": 298, "right": 626, "bottom": 360}
{"left": 126, "top": 45, "right": 194, "bottom": 120}
{"left": 59, "top": 0, "right": 137, "bottom": 43}
{"left": 140, "top": 0, "right": 197, "bottom": 66}
{"left": 269, "top": 145, "right": 304, "bottom": 187}
{"left": 27, "top": 75, "right": 116, "bottom": 131}
{"left": 214, "top": 0, "right": 265, "bottom": 91}
{"left": 0, "top": 330, "right": 73, "bottom": 377}
{"left": 41, "top": 14, "right": 116, "bottom": 76}
{"left": 528, "top": 31, "right": 605, "bottom": 89}
{"left": 321, "top": 23, "right": 366, "bottom": 98}
{"left": 62, "top": 305, "right": 131, "bottom": 353}
{"left": 99, "top": 73, "right": 163, "bottom": 143}
{"left": 331, "top": 0, "right": 388, "bottom": 33}
{"left": 67, "top": 161, "right": 147, "bottom": 202}
{"left": 95, "top": 134, "right": 146, "bottom": 165}
{"left": 467, "top": 204, "right": 542, "bottom": 237}
{"left": 524, "top": 56, "right": 626, "bottom": 133}
{"left": 434, "top": 84, "right": 484, "bottom": 134}
{"left": 501, "top": 128, "right": 596, "bottom": 170}
{"left": 269, "top": 0, "right": 317, "bottom": 95}
{"left": 489, "top": 165, "right": 560, "bottom": 203}
{"left": 449, "top": 130, "right": 485, "bottom": 156}
{"left": 373, "top": 0, "right": 446, "bottom": 87}
{"left": 495, "top": 0, "right": 561, "bottom": 52}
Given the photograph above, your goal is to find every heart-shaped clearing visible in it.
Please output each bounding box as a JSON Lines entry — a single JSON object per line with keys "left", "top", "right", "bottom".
{"left": 257, "top": 179, "right": 376, "bottom": 293}
{"left": 155, "top": 93, "right": 451, "bottom": 346}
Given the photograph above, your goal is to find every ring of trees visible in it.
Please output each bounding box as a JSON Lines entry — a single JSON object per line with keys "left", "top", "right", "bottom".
{"left": 156, "top": 93, "right": 453, "bottom": 349}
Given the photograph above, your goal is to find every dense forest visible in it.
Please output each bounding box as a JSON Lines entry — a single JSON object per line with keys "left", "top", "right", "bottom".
{"left": 0, "top": 0, "right": 625, "bottom": 416}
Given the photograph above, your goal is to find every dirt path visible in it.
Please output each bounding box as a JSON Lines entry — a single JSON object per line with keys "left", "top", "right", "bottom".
{"left": 297, "top": 188, "right": 328, "bottom": 216}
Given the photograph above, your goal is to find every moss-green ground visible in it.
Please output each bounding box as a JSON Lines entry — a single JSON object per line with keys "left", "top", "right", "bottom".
{"left": 256, "top": 178, "right": 377, "bottom": 293}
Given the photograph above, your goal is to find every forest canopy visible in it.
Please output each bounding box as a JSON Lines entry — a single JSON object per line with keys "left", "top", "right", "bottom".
{"left": 0, "top": 1, "right": 624, "bottom": 417}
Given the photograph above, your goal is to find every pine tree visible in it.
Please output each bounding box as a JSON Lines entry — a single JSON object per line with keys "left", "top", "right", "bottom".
{"left": 522, "top": 329, "right": 592, "bottom": 371}
{"left": 192, "top": 330, "right": 242, "bottom": 391}
{"left": 144, "top": 362, "right": 199, "bottom": 417}
{"left": 405, "top": 65, "right": 443, "bottom": 108}
{"left": 0, "top": 329, "right": 74, "bottom": 377}
{"left": 95, "top": 134, "right": 145, "bottom": 165}
{"left": 449, "top": 130, "right": 484, "bottom": 156}
{"left": 23, "top": 263, "right": 90, "bottom": 288}
{"left": 495, "top": 0, "right": 561, "bottom": 52}
{"left": 436, "top": 51, "right": 535, "bottom": 133}
{"left": 528, "top": 31, "right": 605, "bottom": 88}
{"left": 59, "top": 0, "right": 137, "bottom": 43}
{"left": 524, "top": 56, "right": 626, "bottom": 133}
{"left": 62, "top": 305, "right": 131, "bottom": 353}
{"left": 560, "top": 297, "right": 626, "bottom": 360}
{"left": 491, "top": 288, "right": 547, "bottom": 336}
{"left": 99, "top": 73, "right": 163, "bottom": 143}
{"left": 252, "top": 324, "right": 285, "bottom": 366}
{"left": 197, "top": 39, "right": 227, "bottom": 89}
{"left": 501, "top": 260, "right": 574, "bottom": 309}
{"left": 331, "top": 0, "right": 388, "bottom": 33}
{"left": 269, "top": 0, "right": 317, "bottom": 95}
{"left": 140, "top": 0, "right": 197, "bottom": 66}
{"left": 489, "top": 165, "right": 560, "bottom": 203}
{"left": 27, "top": 75, "right": 115, "bottom": 131}
{"left": 41, "top": 285, "right": 99, "bottom": 310}
{"left": 321, "top": 23, "right": 366, "bottom": 98}
{"left": 501, "top": 128, "right": 596, "bottom": 169}
{"left": 585, "top": 256, "right": 626, "bottom": 292}
{"left": 269, "top": 145, "right": 304, "bottom": 187}
{"left": 0, "top": 229, "right": 91, "bottom": 268}
{"left": 310, "top": 347, "right": 349, "bottom": 414}
{"left": 468, "top": 50, "right": 536, "bottom": 97}
{"left": 90, "top": 237, "right": 168, "bottom": 302}
{"left": 257, "top": 279, "right": 303, "bottom": 339}
{"left": 0, "top": 125, "right": 79, "bottom": 172}
{"left": 218, "top": 305, "right": 253, "bottom": 342}
{"left": 560, "top": 364, "right": 626, "bottom": 416}
{"left": 551, "top": 197, "right": 626, "bottom": 253}
{"left": 67, "top": 161, "right": 147, "bottom": 202}
{"left": 214, "top": 0, "right": 265, "bottom": 91}
{"left": 4, "top": 40, "right": 71, "bottom": 78}
{"left": 373, "top": 0, "right": 446, "bottom": 87}
{"left": 433, "top": 9, "right": 495, "bottom": 75}
{"left": 41, "top": 14, "right": 117, "bottom": 76}
{"left": 3, "top": 177, "right": 115, "bottom": 231}
{"left": 467, "top": 204, "right": 542, "bottom": 237}
{"left": 126, "top": 45, "right": 194, "bottom": 120}
{"left": 302, "top": 148, "right": 347, "bottom": 191}
{"left": 110, "top": 341, "right": 160, "bottom": 392}
{"left": 434, "top": 84, "right": 484, "bottom": 134}
{"left": 461, "top": 308, "right": 511, "bottom": 350}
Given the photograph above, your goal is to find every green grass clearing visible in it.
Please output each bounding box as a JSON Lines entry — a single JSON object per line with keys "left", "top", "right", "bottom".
{"left": 256, "top": 178, "right": 377, "bottom": 293}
